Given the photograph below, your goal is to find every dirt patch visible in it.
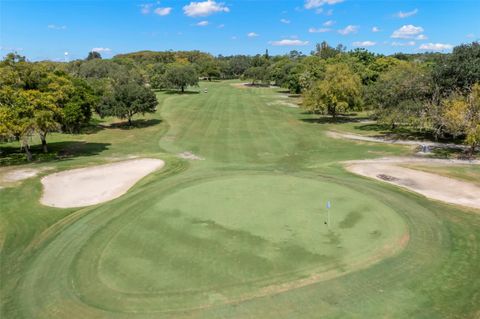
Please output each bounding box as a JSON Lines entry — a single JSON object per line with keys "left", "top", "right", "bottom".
{"left": 0, "top": 167, "right": 52, "bottom": 187}
{"left": 377, "top": 174, "right": 400, "bottom": 182}
{"left": 230, "top": 83, "right": 276, "bottom": 89}
{"left": 40, "top": 158, "right": 164, "bottom": 208}
{"left": 178, "top": 151, "right": 204, "bottom": 161}
{"left": 266, "top": 100, "right": 299, "bottom": 108}
{"left": 345, "top": 157, "right": 480, "bottom": 210}
{"left": 230, "top": 82, "right": 254, "bottom": 89}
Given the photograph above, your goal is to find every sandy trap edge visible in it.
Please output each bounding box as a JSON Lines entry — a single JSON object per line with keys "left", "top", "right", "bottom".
{"left": 40, "top": 158, "right": 165, "bottom": 208}
{"left": 343, "top": 157, "right": 480, "bottom": 210}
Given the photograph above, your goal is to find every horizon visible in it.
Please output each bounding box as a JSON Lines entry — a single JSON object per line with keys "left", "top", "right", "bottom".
{"left": 1, "top": 0, "right": 479, "bottom": 62}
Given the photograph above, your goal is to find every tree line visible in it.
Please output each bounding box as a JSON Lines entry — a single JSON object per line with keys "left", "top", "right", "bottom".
{"left": 1, "top": 41, "right": 479, "bottom": 160}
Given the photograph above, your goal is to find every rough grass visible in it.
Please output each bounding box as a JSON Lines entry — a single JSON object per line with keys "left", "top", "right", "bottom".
{"left": 1, "top": 80, "right": 479, "bottom": 318}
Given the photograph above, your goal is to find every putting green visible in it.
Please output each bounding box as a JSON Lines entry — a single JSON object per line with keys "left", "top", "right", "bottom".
{"left": 21, "top": 174, "right": 407, "bottom": 314}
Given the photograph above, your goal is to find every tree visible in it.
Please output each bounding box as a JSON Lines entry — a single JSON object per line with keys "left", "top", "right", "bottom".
{"left": 196, "top": 57, "right": 220, "bottom": 81}
{"left": 313, "top": 41, "right": 345, "bottom": 59}
{"left": 23, "top": 90, "right": 61, "bottom": 153}
{"left": 243, "top": 66, "right": 269, "bottom": 85}
{"left": 367, "top": 62, "right": 432, "bottom": 128}
{"left": 86, "top": 51, "right": 102, "bottom": 61}
{"left": 441, "top": 83, "right": 480, "bottom": 154}
{"left": 303, "top": 63, "right": 362, "bottom": 118}
{"left": 147, "top": 63, "right": 167, "bottom": 89}
{"left": 0, "top": 88, "right": 36, "bottom": 161}
{"left": 433, "top": 42, "right": 480, "bottom": 94}
{"left": 162, "top": 64, "right": 198, "bottom": 92}
{"left": 98, "top": 82, "right": 157, "bottom": 125}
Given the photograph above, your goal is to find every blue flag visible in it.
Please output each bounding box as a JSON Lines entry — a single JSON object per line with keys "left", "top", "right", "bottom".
{"left": 326, "top": 201, "right": 331, "bottom": 209}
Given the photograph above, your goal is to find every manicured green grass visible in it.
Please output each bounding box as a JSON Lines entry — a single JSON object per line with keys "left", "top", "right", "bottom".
{"left": 1, "top": 81, "right": 479, "bottom": 318}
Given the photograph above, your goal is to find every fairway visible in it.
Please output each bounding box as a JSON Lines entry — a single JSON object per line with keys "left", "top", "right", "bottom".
{"left": 1, "top": 82, "right": 479, "bottom": 318}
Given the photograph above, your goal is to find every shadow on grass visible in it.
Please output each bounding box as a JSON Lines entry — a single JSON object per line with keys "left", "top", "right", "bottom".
{"left": 355, "top": 123, "right": 465, "bottom": 144}
{"left": 80, "top": 119, "right": 162, "bottom": 134}
{"left": 162, "top": 90, "right": 200, "bottom": 95}
{"left": 431, "top": 147, "right": 477, "bottom": 160}
{"left": 301, "top": 115, "right": 369, "bottom": 124}
{"left": 106, "top": 119, "right": 162, "bottom": 130}
{"left": 0, "top": 141, "right": 111, "bottom": 166}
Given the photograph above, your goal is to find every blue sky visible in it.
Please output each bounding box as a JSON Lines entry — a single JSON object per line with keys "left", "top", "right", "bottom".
{"left": 1, "top": 0, "right": 479, "bottom": 61}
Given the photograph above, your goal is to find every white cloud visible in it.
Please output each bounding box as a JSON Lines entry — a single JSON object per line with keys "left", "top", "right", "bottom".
{"left": 231, "top": 36, "right": 237, "bottom": 40}
{"left": 154, "top": 7, "right": 172, "bottom": 16}
{"left": 218, "top": 24, "right": 225, "bottom": 28}
{"left": 183, "top": 0, "right": 229, "bottom": 17}
{"left": 372, "top": 26, "right": 380, "bottom": 32}
{"left": 196, "top": 20, "right": 209, "bottom": 26}
{"left": 416, "top": 34, "right": 428, "bottom": 40}
{"left": 323, "top": 20, "right": 335, "bottom": 26}
{"left": 326, "top": 9, "right": 334, "bottom": 15}
{"left": 308, "top": 27, "right": 331, "bottom": 33}
{"left": 395, "top": 8, "right": 418, "bottom": 18}
{"left": 391, "top": 24, "right": 424, "bottom": 39}
{"left": 338, "top": 25, "right": 358, "bottom": 35}
{"left": 91, "top": 47, "right": 112, "bottom": 53}
{"left": 247, "top": 32, "right": 259, "bottom": 37}
{"left": 419, "top": 43, "right": 453, "bottom": 51}
{"left": 140, "top": 4, "right": 153, "bottom": 14}
{"left": 304, "top": 0, "right": 343, "bottom": 9}
{"left": 48, "top": 24, "right": 67, "bottom": 30}
{"left": 466, "top": 33, "right": 475, "bottom": 39}
{"left": 391, "top": 41, "right": 416, "bottom": 46}
{"left": 280, "top": 18, "right": 291, "bottom": 24}
{"left": 352, "top": 41, "right": 376, "bottom": 47}
{"left": 269, "top": 39, "right": 309, "bottom": 46}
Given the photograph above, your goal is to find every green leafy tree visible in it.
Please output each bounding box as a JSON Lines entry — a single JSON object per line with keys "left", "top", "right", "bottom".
{"left": 98, "top": 82, "right": 157, "bottom": 125}
{"left": 24, "top": 90, "right": 61, "bottom": 152}
{"left": 303, "top": 63, "right": 362, "bottom": 118}
{"left": 243, "top": 66, "right": 269, "bottom": 85}
{"left": 162, "top": 64, "right": 199, "bottom": 93}
{"left": 196, "top": 57, "right": 221, "bottom": 81}
{"left": 86, "top": 51, "right": 102, "bottom": 61}
{"left": 433, "top": 42, "right": 480, "bottom": 94}
{"left": 313, "top": 41, "right": 345, "bottom": 59}
{"left": 0, "top": 88, "right": 36, "bottom": 161}
{"left": 441, "top": 83, "right": 480, "bottom": 154}
{"left": 367, "top": 62, "right": 432, "bottom": 128}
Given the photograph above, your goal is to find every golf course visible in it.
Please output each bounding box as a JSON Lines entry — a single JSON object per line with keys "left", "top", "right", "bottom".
{"left": 1, "top": 81, "right": 479, "bottom": 318}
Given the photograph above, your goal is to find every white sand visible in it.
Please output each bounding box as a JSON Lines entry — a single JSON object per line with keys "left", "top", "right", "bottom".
{"left": 345, "top": 157, "right": 480, "bottom": 210}
{"left": 40, "top": 158, "right": 164, "bottom": 208}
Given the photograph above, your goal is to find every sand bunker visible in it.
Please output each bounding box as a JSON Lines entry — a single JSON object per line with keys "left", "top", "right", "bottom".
{"left": 345, "top": 157, "right": 480, "bottom": 209}
{"left": 40, "top": 158, "right": 164, "bottom": 208}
